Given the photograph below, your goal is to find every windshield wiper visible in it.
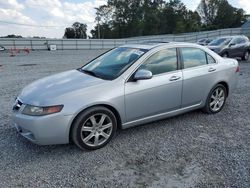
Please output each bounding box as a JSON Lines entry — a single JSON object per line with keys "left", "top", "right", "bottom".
{"left": 78, "top": 69, "right": 102, "bottom": 79}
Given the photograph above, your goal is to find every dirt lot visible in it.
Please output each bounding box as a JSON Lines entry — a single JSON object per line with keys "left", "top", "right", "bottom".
{"left": 0, "top": 50, "right": 249, "bottom": 187}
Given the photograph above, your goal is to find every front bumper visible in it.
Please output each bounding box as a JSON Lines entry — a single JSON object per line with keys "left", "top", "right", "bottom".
{"left": 12, "top": 111, "right": 73, "bottom": 145}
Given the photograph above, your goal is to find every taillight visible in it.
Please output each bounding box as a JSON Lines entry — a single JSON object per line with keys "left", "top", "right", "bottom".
{"left": 236, "top": 65, "right": 240, "bottom": 72}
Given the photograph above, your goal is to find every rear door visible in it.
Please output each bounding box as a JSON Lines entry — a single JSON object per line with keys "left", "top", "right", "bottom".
{"left": 229, "top": 37, "right": 245, "bottom": 57}
{"left": 180, "top": 47, "right": 218, "bottom": 108}
{"left": 237, "top": 37, "right": 249, "bottom": 57}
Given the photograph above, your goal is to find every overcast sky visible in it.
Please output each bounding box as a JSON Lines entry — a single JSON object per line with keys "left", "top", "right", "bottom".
{"left": 0, "top": 0, "right": 249, "bottom": 38}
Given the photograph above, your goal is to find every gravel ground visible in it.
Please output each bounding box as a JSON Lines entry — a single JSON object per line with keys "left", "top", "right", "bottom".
{"left": 0, "top": 50, "right": 249, "bottom": 187}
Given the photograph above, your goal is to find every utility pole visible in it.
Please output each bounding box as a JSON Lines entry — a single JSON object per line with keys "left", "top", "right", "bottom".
{"left": 95, "top": 7, "right": 101, "bottom": 39}
{"left": 97, "top": 15, "right": 101, "bottom": 39}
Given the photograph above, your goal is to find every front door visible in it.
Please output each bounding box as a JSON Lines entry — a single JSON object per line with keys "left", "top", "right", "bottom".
{"left": 125, "top": 48, "right": 182, "bottom": 122}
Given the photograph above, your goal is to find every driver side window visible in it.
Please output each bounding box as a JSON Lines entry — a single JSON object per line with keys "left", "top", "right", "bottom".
{"left": 139, "top": 48, "right": 177, "bottom": 75}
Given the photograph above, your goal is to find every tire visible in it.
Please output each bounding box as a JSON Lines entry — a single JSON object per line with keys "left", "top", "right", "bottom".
{"left": 202, "top": 84, "right": 227, "bottom": 114}
{"left": 71, "top": 106, "right": 117, "bottom": 150}
{"left": 221, "top": 52, "right": 229, "bottom": 58}
{"left": 242, "top": 50, "right": 249, "bottom": 61}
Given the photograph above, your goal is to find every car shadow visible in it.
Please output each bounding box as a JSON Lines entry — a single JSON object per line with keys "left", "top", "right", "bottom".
{"left": 7, "top": 109, "right": 204, "bottom": 153}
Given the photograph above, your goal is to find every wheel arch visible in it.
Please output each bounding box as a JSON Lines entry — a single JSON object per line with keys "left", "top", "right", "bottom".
{"left": 202, "top": 81, "right": 229, "bottom": 113}
{"left": 203, "top": 81, "right": 229, "bottom": 106}
{"left": 68, "top": 104, "right": 122, "bottom": 143}
{"left": 221, "top": 51, "right": 229, "bottom": 57}
{"left": 245, "top": 48, "right": 250, "bottom": 56}
{"left": 216, "top": 81, "right": 229, "bottom": 97}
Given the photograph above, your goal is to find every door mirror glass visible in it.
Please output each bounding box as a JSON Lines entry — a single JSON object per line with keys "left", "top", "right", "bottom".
{"left": 134, "top": 69, "right": 153, "bottom": 81}
{"left": 229, "top": 43, "right": 236, "bottom": 47}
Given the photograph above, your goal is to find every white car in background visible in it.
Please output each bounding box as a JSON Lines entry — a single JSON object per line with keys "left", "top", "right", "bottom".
{"left": 0, "top": 46, "right": 5, "bottom": 51}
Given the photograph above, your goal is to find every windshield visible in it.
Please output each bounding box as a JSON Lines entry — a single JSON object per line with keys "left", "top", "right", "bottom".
{"left": 209, "top": 38, "right": 232, "bottom": 46}
{"left": 81, "top": 47, "right": 148, "bottom": 80}
{"left": 198, "top": 39, "right": 206, "bottom": 42}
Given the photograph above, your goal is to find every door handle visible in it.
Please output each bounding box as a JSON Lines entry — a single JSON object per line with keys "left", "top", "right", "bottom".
{"left": 169, "top": 76, "right": 181, "bottom": 81}
{"left": 208, "top": 67, "right": 216, "bottom": 72}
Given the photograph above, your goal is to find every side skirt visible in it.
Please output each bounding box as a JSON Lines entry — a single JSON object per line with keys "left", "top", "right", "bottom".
{"left": 122, "top": 103, "right": 202, "bottom": 129}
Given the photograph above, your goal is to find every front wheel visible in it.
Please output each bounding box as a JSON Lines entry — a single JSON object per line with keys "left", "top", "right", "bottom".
{"left": 221, "top": 52, "right": 229, "bottom": 58}
{"left": 71, "top": 106, "right": 117, "bottom": 150}
{"left": 202, "top": 84, "right": 227, "bottom": 114}
{"left": 242, "top": 50, "right": 249, "bottom": 61}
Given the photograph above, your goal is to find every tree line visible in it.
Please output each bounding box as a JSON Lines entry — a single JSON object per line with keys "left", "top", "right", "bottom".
{"left": 64, "top": 0, "right": 246, "bottom": 39}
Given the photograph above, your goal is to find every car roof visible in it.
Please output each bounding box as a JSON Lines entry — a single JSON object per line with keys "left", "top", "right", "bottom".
{"left": 121, "top": 42, "right": 200, "bottom": 50}
{"left": 216, "top": 35, "right": 246, "bottom": 39}
{"left": 121, "top": 42, "right": 168, "bottom": 50}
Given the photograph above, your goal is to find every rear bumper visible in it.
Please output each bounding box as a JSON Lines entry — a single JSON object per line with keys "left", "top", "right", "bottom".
{"left": 12, "top": 112, "right": 73, "bottom": 145}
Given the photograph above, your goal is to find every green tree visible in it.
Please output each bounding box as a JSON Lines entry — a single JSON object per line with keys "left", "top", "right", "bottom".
{"left": 91, "top": 0, "right": 245, "bottom": 38}
{"left": 64, "top": 22, "right": 87, "bottom": 39}
{"left": 197, "top": 0, "right": 246, "bottom": 30}
{"left": 72, "top": 22, "right": 87, "bottom": 39}
{"left": 159, "top": 0, "right": 201, "bottom": 34}
{"left": 91, "top": 23, "right": 114, "bottom": 39}
{"left": 64, "top": 27, "right": 75, "bottom": 38}
{"left": 214, "top": 1, "right": 246, "bottom": 28}
{"left": 91, "top": 5, "right": 114, "bottom": 38}
{"left": 142, "top": 0, "right": 164, "bottom": 35}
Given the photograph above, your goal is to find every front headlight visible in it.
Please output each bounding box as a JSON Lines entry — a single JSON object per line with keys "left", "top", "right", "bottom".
{"left": 22, "top": 105, "right": 63, "bottom": 116}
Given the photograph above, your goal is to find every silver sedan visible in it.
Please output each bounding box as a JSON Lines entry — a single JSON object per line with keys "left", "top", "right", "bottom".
{"left": 12, "top": 42, "right": 239, "bottom": 150}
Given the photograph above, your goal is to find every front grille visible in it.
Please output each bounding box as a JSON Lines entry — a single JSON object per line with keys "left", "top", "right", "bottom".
{"left": 13, "top": 99, "right": 23, "bottom": 111}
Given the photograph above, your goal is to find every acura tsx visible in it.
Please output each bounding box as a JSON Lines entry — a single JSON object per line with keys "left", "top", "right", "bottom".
{"left": 12, "top": 42, "right": 239, "bottom": 150}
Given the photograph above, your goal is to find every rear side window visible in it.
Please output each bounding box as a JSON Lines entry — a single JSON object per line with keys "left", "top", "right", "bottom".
{"left": 232, "top": 38, "right": 240, "bottom": 44}
{"left": 139, "top": 48, "right": 177, "bottom": 75}
{"left": 232, "top": 37, "right": 245, "bottom": 44}
{"left": 181, "top": 48, "right": 207, "bottom": 69}
{"left": 239, "top": 37, "right": 248, "bottom": 44}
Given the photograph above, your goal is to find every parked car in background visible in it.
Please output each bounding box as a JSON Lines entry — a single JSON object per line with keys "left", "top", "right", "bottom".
{"left": 207, "top": 35, "right": 250, "bottom": 60}
{"left": 12, "top": 42, "right": 239, "bottom": 150}
{"left": 0, "top": 45, "right": 5, "bottom": 51}
{"left": 197, "top": 38, "right": 212, "bottom": 46}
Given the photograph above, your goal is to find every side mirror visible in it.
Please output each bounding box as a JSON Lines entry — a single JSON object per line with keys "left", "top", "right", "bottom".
{"left": 134, "top": 69, "right": 153, "bottom": 81}
{"left": 229, "top": 43, "right": 236, "bottom": 47}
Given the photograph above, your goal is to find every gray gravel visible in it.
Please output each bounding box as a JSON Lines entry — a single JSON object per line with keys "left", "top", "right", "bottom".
{"left": 0, "top": 50, "right": 249, "bottom": 187}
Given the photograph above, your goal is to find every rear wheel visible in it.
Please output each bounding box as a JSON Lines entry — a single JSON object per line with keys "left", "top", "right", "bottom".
{"left": 242, "top": 50, "right": 249, "bottom": 61}
{"left": 71, "top": 106, "right": 117, "bottom": 150}
{"left": 202, "top": 84, "right": 227, "bottom": 114}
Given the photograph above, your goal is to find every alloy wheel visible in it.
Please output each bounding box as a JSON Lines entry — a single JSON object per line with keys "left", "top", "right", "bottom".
{"left": 80, "top": 113, "right": 113, "bottom": 147}
{"left": 209, "top": 87, "right": 225, "bottom": 112}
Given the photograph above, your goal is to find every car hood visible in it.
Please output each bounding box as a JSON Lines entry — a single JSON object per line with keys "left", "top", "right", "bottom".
{"left": 19, "top": 69, "right": 107, "bottom": 106}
